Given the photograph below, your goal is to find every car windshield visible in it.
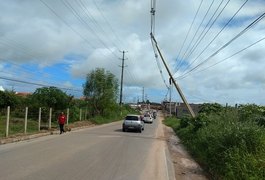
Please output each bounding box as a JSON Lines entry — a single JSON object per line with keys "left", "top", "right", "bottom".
{"left": 126, "top": 116, "right": 139, "bottom": 121}
{"left": 144, "top": 114, "right": 150, "bottom": 117}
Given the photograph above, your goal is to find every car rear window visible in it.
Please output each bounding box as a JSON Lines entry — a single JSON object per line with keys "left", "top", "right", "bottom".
{"left": 126, "top": 116, "right": 139, "bottom": 121}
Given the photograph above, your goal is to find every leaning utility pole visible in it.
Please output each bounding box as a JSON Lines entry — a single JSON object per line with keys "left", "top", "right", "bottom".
{"left": 151, "top": 33, "right": 196, "bottom": 118}
{"left": 119, "top": 51, "right": 127, "bottom": 106}
{"left": 150, "top": 2, "right": 195, "bottom": 118}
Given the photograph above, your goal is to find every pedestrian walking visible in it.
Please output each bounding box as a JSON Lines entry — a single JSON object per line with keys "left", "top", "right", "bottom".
{"left": 58, "top": 112, "right": 66, "bottom": 134}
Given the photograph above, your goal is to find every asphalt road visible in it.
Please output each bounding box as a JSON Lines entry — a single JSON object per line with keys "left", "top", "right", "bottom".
{"left": 0, "top": 113, "right": 175, "bottom": 180}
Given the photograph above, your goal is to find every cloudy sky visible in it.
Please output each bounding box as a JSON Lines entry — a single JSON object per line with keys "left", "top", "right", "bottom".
{"left": 0, "top": 0, "right": 264, "bottom": 105}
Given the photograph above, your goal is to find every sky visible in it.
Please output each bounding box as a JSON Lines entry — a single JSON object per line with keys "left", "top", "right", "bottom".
{"left": 0, "top": 0, "right": 265, "bottom": 105}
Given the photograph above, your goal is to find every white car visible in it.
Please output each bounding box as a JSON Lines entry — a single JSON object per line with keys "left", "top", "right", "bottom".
{"left": 122, "top": 114, "right": 145, "bottom": 133}
{"left": 143, "top": 114, "right": 153, "bottom": 123}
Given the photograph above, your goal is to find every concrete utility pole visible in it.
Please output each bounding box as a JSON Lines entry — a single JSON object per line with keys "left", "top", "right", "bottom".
{"left": 151, "top": 34, "right": 196, "bottom": 118}
{"left": 142, "top": 87, "right": 145, "bottom": 102}
{"left": 169, "top": 82, "right": 172, "bottom": 116}
{"left": 119, "top": 51, "right": 127, "bottom": 106}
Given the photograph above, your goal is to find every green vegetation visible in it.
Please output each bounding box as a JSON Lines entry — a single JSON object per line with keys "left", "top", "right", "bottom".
{"left": 0, "top": 68, "right": 138, "bottom": 138}
{"left": 0, "top": 117, "right": 57, "bottom": 137}
{"left": 164, "top": 103, "right": 265, "bottom": 179}
{"left": 90, "top": 104, "right": 138, "bottom": 124}
{"left": 83, "top": 68, "right": 119, "bottom": 117}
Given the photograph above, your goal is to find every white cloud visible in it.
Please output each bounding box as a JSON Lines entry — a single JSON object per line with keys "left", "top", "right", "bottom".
{"left": 0, "top": 0, "right": 264, "bottom": 104}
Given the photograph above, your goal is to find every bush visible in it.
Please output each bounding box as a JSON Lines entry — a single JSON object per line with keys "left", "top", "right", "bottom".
{"left": 164, "top": 106, "right": 265, "bottom": 179}
{"left": 179, "top": 115, "right": 191, "bottom": 129}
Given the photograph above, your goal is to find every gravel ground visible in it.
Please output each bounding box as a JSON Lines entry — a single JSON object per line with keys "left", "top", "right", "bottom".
{"left": 163, "top": 125, "right": 209, "bottom": 180}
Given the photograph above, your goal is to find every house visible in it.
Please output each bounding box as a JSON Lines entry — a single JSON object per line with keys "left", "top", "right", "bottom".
{"left": 15, "top": 92, "right": 32, "bottom": 97}
{"left": 175, "top": 102, "right": 201, "bottom": 117}
{"left": 162, "top": 101, "right": 201, "bottom": 117}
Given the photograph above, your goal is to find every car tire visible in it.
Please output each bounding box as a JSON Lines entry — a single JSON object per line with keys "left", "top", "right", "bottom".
{"left": 139, "top": 128, "right": 142, "bottom": 133}
{"left": 122, "top": 128, "right": 126, "bottom": 132}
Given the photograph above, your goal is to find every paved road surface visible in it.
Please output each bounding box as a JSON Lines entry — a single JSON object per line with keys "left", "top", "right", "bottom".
{"left": 0, "top": 113, "right": 175, "bottom": 180}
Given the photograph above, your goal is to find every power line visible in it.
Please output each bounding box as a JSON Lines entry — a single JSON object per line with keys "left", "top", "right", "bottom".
{"left": 177, "top": 12, "right": 265, "bottom": 78}
{"left": 150, "top": 0, "right": 169, "bottom": 89}
{"left": 39, "top": 0, "right": 97, "bottom": 49}
{"left": 150, "top": 37, "right": 169, "bottom": 89}
{"left": 174, "top": 0, "right": 204, "bottom": 72}
{"left": 183, "top": 0, "right": 228, "bottom": 62}
{"left": 76, "top": 0, "right": 121, "bottom": 51}
{"left": 178, "top": 36, "right": 265, "bottom": 79}
{"left": 91, "top": 0, "right": 125, "bottom": 49}
{"left": 39, "top": 0, "right": 120, "bottom": 76}
{"left": 0, "top": 76, "right": 82, "bottom": 92}
{"left": 174, "top": 0, "right": 215, "bottom": 74}
{"left": 61, "top": 0, "right": 119, "bottom": 58}
{"left": 181, "top": 0, "right": 248, "bottom": 75}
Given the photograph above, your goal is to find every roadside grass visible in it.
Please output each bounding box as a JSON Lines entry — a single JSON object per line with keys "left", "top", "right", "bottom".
{"left": 90, "top": 108, "right": 139, "bottom": 125}
{"left": 0, "top": 116, "right": 58, "bottom": 138}
{"left": 163, "top": 111, "right": 265, "bottom": 179}
{"left": 0, "top": 107, "right": 139, "bottom": 137}
{"left": 163, "top": 116, "right": 180, "bottom": 130}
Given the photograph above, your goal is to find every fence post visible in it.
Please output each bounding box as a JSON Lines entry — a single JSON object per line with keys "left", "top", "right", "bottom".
{"left": 49, "top": 108, "right": 52, "bottom": 129}
{"left": 85, "top": 107, "right": 88, "bottom": 120}
{"left": 67, "top": 108, "right": 69, "bottom": 125}
{"left": 79, "top": 108, "right": 82, "bottom": 121}
{"left": 24, "top": 107, "right": 28, "bottom": 134}
{"left": 38, "top": 107, "right": 41, "bottom": 131}
{"left": 6, "top": 106, "right": 10, "bottom": 137}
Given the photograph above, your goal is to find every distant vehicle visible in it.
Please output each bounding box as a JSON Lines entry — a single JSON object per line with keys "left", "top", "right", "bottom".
{"left": 122, "top": 114, "right": 145, "bottom": 133}
{"left": 153, "top": 111, "right": 157, "bottom": 119}
{"left": 143, "top": 114, "right": 153, "bottom": 123}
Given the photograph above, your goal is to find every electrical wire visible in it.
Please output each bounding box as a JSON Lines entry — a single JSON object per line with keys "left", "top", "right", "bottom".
{"left": 174, "top": 0, "right": 215, "bottom": 74}
{"left": 181, "top": 0, "right": 248, "bottom": 75}
{"left": 0, "top": 76, "right": 82, "bottom": 92}
{"left": 39, "top": 0, "right": 96, "bottom": 49}
{"left": 91, "top": 0, "right": 125, "bottom": 49}
{"left": 183, "top": 0, "right": 227, "bottom": 62}
{"left": 150, "top": 0, "right": 169, "bottom": 89}
{"left": 174, "top": 0, "right": 204, "bottom": 73}
{"left": 76, "top": 0, "right": 121, "bottom": 51}
{"left": 39, "top": 0, "right": 120, "bottom": 77}
{"left": 178, "top": 36, "right": 265, "bottom": 80}
{"left": 61, "top": 0, "right": 119, "bottom": 58}
{"left": 177, "top": 12, "right": 265, "bottom": 79}
{"left": 151, "top": 38, "right": 169, "bottom": 89}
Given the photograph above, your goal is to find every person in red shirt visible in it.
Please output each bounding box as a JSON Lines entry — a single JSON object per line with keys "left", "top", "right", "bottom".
{"left": 58, "top": 112, "right": 66, "bottom": 134}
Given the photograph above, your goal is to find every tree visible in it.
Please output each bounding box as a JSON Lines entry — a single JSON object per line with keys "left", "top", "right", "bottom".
{"left": 30, "top": 87, "right": 71, "bottom": 110}
{"left": 83, "top": 68, "right": 119, "bottom": 116}
{"left": 198, "top": 103, "right": 223, "bottom": 115}
{"left": 0, "top": 90, "right": 18, "bottom": 109}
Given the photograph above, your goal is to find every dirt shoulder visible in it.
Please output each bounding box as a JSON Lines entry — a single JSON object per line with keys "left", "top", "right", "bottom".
{"left": 163, "top": 124, "right": 208, "bottom": 180}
